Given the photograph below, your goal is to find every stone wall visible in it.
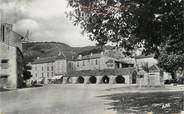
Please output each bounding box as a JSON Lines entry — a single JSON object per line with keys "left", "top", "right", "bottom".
{"left": 0, "top": 43, "right": 18, "bottom": 89}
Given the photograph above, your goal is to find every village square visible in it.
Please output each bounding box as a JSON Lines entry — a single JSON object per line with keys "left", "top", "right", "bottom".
{"left": 1, "top": 0, "right": 184, "bottom": 114}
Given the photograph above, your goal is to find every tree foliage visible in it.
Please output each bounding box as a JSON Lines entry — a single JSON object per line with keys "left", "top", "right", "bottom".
{"left": 67, "top": 0, "right": 184, "bottom": 78}
{"left": 23, "top": 66, "right": 32, "bottom": 80}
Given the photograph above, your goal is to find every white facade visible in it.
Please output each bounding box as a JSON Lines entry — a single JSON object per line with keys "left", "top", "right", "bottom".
{"left": 135, "top": 55, "right": 157, "bottom": 68}
{"left": 30, "top": 57, "right": 68, "bottom": 84}
{"left": 0, "top": 23, "right": 24, "bottom": 89}
{"left": 31, "top": 62, "right": 54, "bottom": 83}
{"left": 73, "top": 55, "right": 119, "bottom": 71}
{"left": 0, "top": 42, "right": 23, "bottom": 89}
{"left": 54, "top": 59, "right": 67, "bottom": 75}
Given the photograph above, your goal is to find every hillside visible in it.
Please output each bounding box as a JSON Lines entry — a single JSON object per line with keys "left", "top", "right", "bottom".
{"left": 22, "top": 42, "right": 96, "bottom": 63}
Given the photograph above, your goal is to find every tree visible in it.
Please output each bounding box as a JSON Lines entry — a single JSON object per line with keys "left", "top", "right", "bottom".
{"left": 158, "top": 49, "right": 184, "bottom": 79}
{"left": 67, "top": 0, "right": 184, "bottom": 79}
{"left": 23, "top": 65, "right": 32, "bottom": 80}
{"left": 141, "top": 62, "right": 149, "bottom": 73}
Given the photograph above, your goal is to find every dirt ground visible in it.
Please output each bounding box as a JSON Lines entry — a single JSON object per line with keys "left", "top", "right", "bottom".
{"left": 0, "top": 84, "right": 184, "bottom": 114}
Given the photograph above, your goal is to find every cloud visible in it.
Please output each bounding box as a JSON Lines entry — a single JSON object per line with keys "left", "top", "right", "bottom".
{"left": 0, "top": 0, "right": 95, "bottom": 47}
{"left": 14, "top": 19, "right": 40, "bottom": 32}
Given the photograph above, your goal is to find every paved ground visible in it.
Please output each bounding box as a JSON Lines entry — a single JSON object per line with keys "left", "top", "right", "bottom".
{"left": 0, "top": 84, "right": 184, "bottom": 114}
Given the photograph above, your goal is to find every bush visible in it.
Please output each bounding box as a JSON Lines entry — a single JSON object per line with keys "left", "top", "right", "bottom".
{"left": 164, "top": 79, "right": 177, "bottom": 84}
{"left": 177, "top": 77, "right": 184, "bottom": 84}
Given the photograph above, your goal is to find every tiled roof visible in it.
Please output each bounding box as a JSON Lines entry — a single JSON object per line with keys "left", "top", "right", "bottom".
{"left": 149, "top": 64, "right": 160, "bottom": 71}
{"left": 74, "top": 53, "right": 102, "bottom": 61}
{"left": 32, "top": 57, "right": 55, "bottom": 64}
{"left": 32, "top": 55, "right": 65, "bottom": 64}
{"left": 67, "top": 67, "right": 136, "bottom": 77}
{"left": 135, "top": 54, "right": 155, "bottom": 59}
{"left": 78, "top": 48, "right": 103, "bottom": 56}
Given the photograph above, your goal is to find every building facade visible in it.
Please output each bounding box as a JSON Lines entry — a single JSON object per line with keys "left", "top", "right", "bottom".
{"left": 29, "top": 48, "right": 168, "bottom": 86}
{"left": 30, "top": 55, "right": 67, "bottom": 84}
{"left": 135, "top": 54, "right": 172, "bottom": 84}
{"left": 0, "top": 23, "right": 24, "bottom": 89}
{"left": 63, "top": 49, "right": 136, "bottom": 84}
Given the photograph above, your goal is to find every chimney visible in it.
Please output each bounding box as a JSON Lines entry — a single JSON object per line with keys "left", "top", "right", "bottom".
{"left": 1, "top": 23, "right": 13, "bottom": 32}
{"left": 1, "top": 23, "right": 13, "bottom": 42}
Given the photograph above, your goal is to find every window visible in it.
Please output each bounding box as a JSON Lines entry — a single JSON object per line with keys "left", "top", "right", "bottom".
{"left": 91, "top": 60, "right": 93, "bottom": 65}
{"left": 51, "top": 72, "right": 54, "bottom": 76}
{"left": 96, "top": 59, "right": 98, "bottom": 65}
{"left": 47, "top": 66, "right": 49, "bottom": 71}
{"left": 0, "top": 75, "right": 8, "bottom": 78}
{"left": 77, "top": 61, "right": 79, "bottom": 67}
{"left": 42, "top": 66, "right": 44, "bottom": 71}
{"left": 51, "top": 66, "right": 54, "bottom": 71}
{"left": 1, "top": 59, "right": 9, "bottom": 69}
{"left": 42, "top": 73, "right": 44, "bottom": 77}
{"left": 0, "top": 75, "right": 8, "bottom": 85}
{"left": 1, "top": 60, "right": 8, "bottom": 63}
{"left": 140, "top": 75, "right": 144, "bottom": 78}
{"left": 83, "top": 60, "right": 85, "bottom": 66}
{"left": 35, "top": 73, "right": 37, "bottom": 77}
{"left": 47, "top": 72, "right": 49, "bottom": 77}
{"left": 35, "top": 66, "right": 37, "bottom": 71}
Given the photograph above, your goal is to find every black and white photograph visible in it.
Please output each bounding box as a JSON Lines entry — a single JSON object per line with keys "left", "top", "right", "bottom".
{"left": 0, "top": 0, "right": 184, "bottom": 114}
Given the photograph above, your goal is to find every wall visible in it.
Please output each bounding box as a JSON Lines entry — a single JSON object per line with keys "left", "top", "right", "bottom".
{"left": 74, "top": 58, "right": 101, "bottom": 71}
{"left": 30, "top": 62, "right": 54, "bottom": 83}
{"left": 0, "top": 42, "right": 17, "bottom": 89}
{"left": 136, "top": 57, "right": 157, "bottom": 68}
{"left": 54, "top": 59, "right": 67, "bottom": 75}
{"left": 16, "top": 48, "right": 24, "bottom": 88}
{"left": 136, "top": 71, "right": 164, "bottom": 86}
{"left": 0, "top": 23, "right": 23, "bottom": 51}
{"left": 73, "top": 56, "right": 116, "bottom": 71}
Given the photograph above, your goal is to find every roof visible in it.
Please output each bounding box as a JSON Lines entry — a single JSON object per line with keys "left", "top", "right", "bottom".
{"left": 149, "top": 64, "right": 160, "bottom": 71}
{"left": 74, "top": 53, "right": 102, "bottom": 61}
{"left": 32, "top": 55, "right": 66, "bottom": 64}
{"left": 67, "top": 67, "right": 136, "bottom": 77}
{"left": 135, "top": 54, "right": 155, "bottom": 59}
{"left": 78, "top": 48, "right": 103, "bottom": 56}
{"left": 32, "top": 56, "right": 55, "bottom": 64}
{"left": 0, "top": 42, "right": 23, "bottom": 58}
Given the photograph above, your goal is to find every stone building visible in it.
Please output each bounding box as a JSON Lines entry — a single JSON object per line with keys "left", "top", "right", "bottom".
{"left": 135, "top": 54, "right": 157, "bottom": 69}
{"left": 30, "top": 48, "right": 168, "bottom": 86}
{"left": 64, "top": 48, "right": 136, "bottom": 84}
{"left": 135, "top": 54, "right": 171, "bottom": 85}
{"left": 0, "top": 23, "right": 24, "bottom": 89}
{"left": 30, "top": 53, "right": 68, "bottom": 84}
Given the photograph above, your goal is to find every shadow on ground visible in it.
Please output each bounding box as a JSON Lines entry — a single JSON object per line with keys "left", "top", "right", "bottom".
{"left": 0, "top": 88, "right": 10, "bottom": 92}
{"left": 98, "top": 91, "right": 184, "bottom": 114}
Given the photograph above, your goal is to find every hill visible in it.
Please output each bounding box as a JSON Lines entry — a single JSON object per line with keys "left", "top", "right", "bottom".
{"left": 22, "top": 42, "right": 96, "bottom": 63}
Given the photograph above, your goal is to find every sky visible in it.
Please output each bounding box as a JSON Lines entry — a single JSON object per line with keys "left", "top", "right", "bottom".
{"left": 0, "top": 0, "right": 96, "bottom": 47}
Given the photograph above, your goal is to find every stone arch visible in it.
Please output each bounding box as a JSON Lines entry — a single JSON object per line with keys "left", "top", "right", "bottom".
{"left": 77, "top": 76, "right": 84, "bottom": 84}
{"left": 89, "top": 76, "right": 97, "bottom": 84}
{"left": 115, "top": 75, "right": 125, "bottom": 84}
{"left": 101, "top": 76, "right": 110, "bottom": 84}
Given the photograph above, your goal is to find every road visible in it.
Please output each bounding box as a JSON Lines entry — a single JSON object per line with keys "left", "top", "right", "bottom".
{"left": 0, "top": 85, "right": 119, "bottom": 114}
{"left": 0, "top": 84, "right": 184, "bottom": 114}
